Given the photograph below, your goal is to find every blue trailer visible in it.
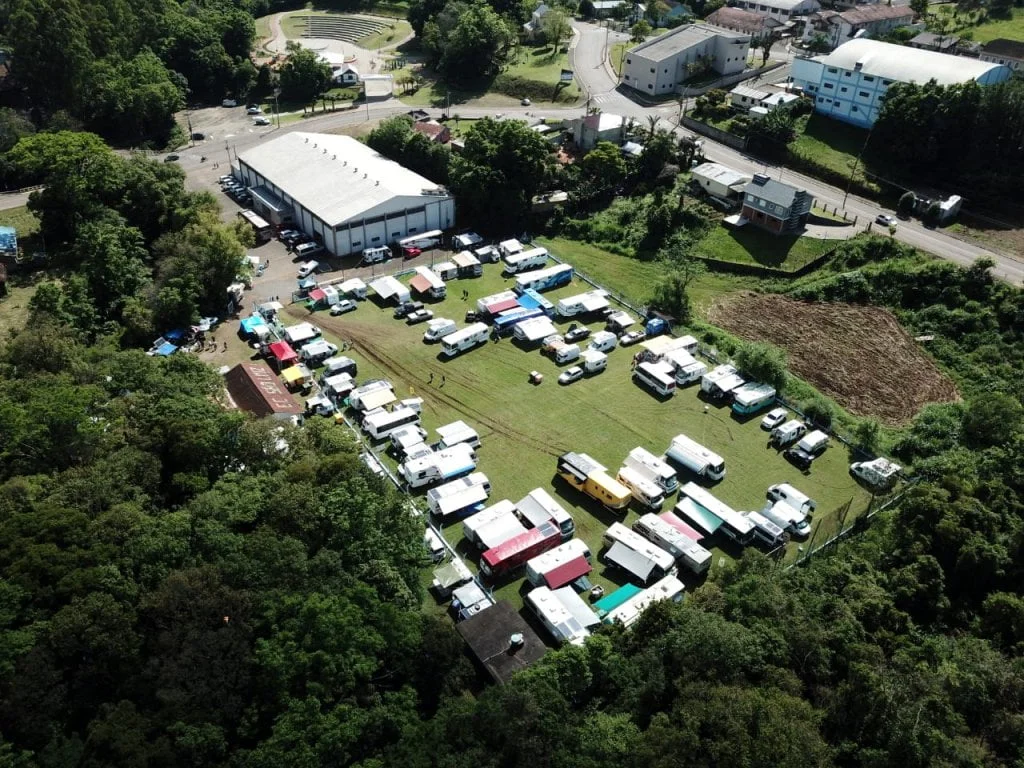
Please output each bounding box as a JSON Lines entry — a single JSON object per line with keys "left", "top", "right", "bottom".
{"left": 493, "top": 306, "right": 544, "bottom": 336}
{"left": 513, "top": 263, "right": 574, "bottom": 294}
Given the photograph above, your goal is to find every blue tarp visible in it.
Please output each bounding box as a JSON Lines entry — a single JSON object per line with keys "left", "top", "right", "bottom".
{"left": 155, "top": 342, "right": 178, "bottom": 357}
{"left": 164, "top": 328, "right": 187, "bottom": 341}
{"left": 0, "top": 226, "right": 16, "bottom": 254}
{"left": 240, "top": 316, "right": 269, "bottom": 335}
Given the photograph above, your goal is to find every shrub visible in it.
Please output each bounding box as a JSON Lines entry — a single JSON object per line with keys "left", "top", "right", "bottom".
{"left": 802, "top": 396, "right": 834, "bottom": 429}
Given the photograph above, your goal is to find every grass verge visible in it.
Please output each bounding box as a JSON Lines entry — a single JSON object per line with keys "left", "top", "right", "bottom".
{"left": 695, "top": 225, "right": 835, "bottom": 271}
{"left": 356, "top": 19, "right": 411, "bottom": 49}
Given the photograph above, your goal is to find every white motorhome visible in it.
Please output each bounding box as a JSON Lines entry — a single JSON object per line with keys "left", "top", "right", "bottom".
{"left": 362, "top": 406, "right": 421, "bottom": 441}
{"left": 556, "top": 290, "right": 610, "bottom": 318}
{"left": 435, "top": 420, "right": 481, "bottom": 450}
{"left": 284, "top": 322, "right": 321, "bottom": 346}
{"left": 675, "top": 360, "right": 709, "bottom": 385}
{"left": 423, "top": 318, "right": 457, "bottom": 343}
{"left": 766, "top": 482, "right": 816, "bottom": 515}
{"left": 411, "top": 265, "right": 447, "bottom": 300}
{"left": 581, "top": 349, "right": 607, "bottom": 375}
{"left": 771, "top": 419, "right": 807, "bottom": 447}
{"left": 474, "top": 244, "right": 501, "bottom": 263}
{"left": 503, "top": 247, "right": 550, "bottom": 274}
{"left": 743, "top": 510, "right": 787, "bottom": 548}
{"left": 322, "top": 356, "right": 357, "bottom": 378}
{"left": 678, "top": 482, "right": 755, "bottom": 544}
{"left": 322, "top": 373, "right": 355, "bottom": 402}
{"left": 441, "top": 322, "right": 489, "bottom": 357}
{"left": 516, "top": 488, "right": 576, "bottom": 540}
{"left": 476, "top": 290, "right": 519, "bottom": 316}
{"left": 426, "top": 472, "right": 492, "bottom": 518}
{"left": 634, "top": 361, "right": 676, "bottom": 397}
{"left": 525, "top": 539, "right": 592, "bottom": 587}
{"left": 623, "top": 447, "right": 678, "bottom": 494}
{"left": 616, "top": 466, "right": 666, "bottom": 510}
{"left": 361, "top": 246, "right": 392, "bottom": 265}
{"left": 602, "top": 575, "right": 684, "bottom": 628}
{"left": 850, "top": 457, "right": 902, "bottom": 490}
{"left": 299, "top": 339, "right": 338, "bottom": 365}
{"left": 462, "top": 499, "right": 518, "bottom": 547}
{"left": 401, "top": 443, "right": 478, "bottom": 489}
{"left": 633, "top": 513, "right": 712, "bottom": 575}
{"left": 701, "top": 364, "right": 745, "bottom": 400}
{"left": 602, "top": 523, "right": 678, "bottom": 583}
{"left": 349, "top": 380, "right": 396, "bottom": 412}
{"left": 391, "top": 424, "right": 429, "bottom": 459}
{"left": 588, "top": 331, "right": 617, "bottom": 353}
{"left": 432, "top": 261, "right": 458, "bottom": 281}
{"left": 666, "top": 433, "right": 725, "bottom": 481}
{"left": 526, "top": 586, "right": 591, "bottom": 646}
{"left": 761, "top": 499, "right": 811, "bottom": 538}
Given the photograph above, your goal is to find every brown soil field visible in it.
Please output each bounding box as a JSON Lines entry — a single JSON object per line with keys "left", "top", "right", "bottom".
{"left": 707, "top": 294, "right": 960, "bottom": 425}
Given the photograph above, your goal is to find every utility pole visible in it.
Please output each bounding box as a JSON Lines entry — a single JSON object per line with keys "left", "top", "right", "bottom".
{"left": 843, "top": 130, "right": 873, "bottom": 208}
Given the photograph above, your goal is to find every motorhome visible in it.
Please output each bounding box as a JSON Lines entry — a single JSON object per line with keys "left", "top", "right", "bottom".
{"left": 502, "top": 246, "right": 548, "bottom": 274}
{"left": 556, "top": 290, "right": 610, "bottom": 318}
{"left": 451, "top": 250, "right": 483, "bottom": 277}
{"left": 337, "top": 277, "right": 367, "bottom": 299}
{"left": 761, "top": 499, "right": 811, "bottom": 538}
{"left": 633, "top": 513, "right": 712, "bottom": 575}
{"left": 678, "top": 482, "right": 755, "bottom": 544}
{"left": 362, "top": 406, "right": 421, "bottom": 441}
{"left": 479, "top": 522, "right": 561, "bottom": 579}
{"left": 526, "top": 586, "right": 592, "bottom": 646}
{"left": 525, "top": 539, "right": 592, "bottom": 588}
{"left": 581, "top": 349, "right": 607, "bottom": 375}
{"left": 658, "top": 510, "right": 706, "bottom": 543}
{"left": 453, "top": 231, "right": 484, "bottom": 250}
{"left": 348, "top": 380, "right": 396, "bottom": 412}
{"left": 435, "top": 420, "right": 481, "bottom": 450}
{"left": 616, "top": 466, "right": 666, "bottom": 510}
{"left": 322, "top": 356, "right": 358, "bottom": 378}
{"left": 743, "top": 510, "right": 788, "bottom": 548}
{"left": 516, "top": 288, "right": 555, "bottom": 317}
{"left": 462, "top": 500, "right": 518, "bottom": 548}
{"left": 553, "top": 343, "right": 581, "bottom": 365}
{"left": 360, "top": 246, "right": 391, "bottom": 265}
{"left": 322, "top": 373, "right": 355, "bottom": 403}
{"left": 516, "top": 488, "right": 576, "bottom": 540}
{"left": 557, "top": 452, "right": 631, "bottom": 511}
{"left": 850, "top": 457, "right": 901, "bottom": 490}
{"left": 298, "top": 339, "right": 337, "bottom": 366}
{"left": 771, "top": 419, "right": 807, "bottom": 447}
{"left": 423, "top": 318, "right": 457, "bottom": 343}
{"left": 514, "top": 315, "right": 559, "bottom": 345}
{"left": 304, "top": 394, "right": 335, "bottom": 417}
{"left": 634, "top": 361, "right": 676, "bottom": 397}
{"left": 410, "top": 265, "right": 447, "bottom": 300}
{"left": 605, "top": 310, "right": 636, "bottom": 335}
{"left": 474, "top": 244, "right": 501, "bottom": 263}
{"left": 401, "top": 443, "right": 478, "bottom": 489}
{"left": 284, "top": 322, "right": 321, "bottom": 346}
{"left": 666, "top": 433, "right": 726, "bottom": 481}
{"left": 390, "top": 424, "right": 429, "bottom": 460}
{"left": 601, "top": 523, "right": 678, "bottom": 585}
{"left": 602, "top": 575, "right": 684, "bottom": 628}
{"left": 473, "top": 512, "right": 529, "bottom": 551}
{"left": 441, "top": 322, "right": 489, "bottom": 357}
{"left": 675, "top": 360, "right": 709, "bottom": 386}
{"left": 731, "top": 383, "right": 777, "bottom": 415}
{"left": 493, "top": 307, "right": 544, "bottom": 337}
{"left": 767, "top": 482, "right": 816, "bottom": 516}
{"left": 426, "top": 472, "right": 492, "bottom": 519}
{"left": 513, "top": 263, "right": 573, "bottom": 293}
{"left": 476, "top": 290, "right": 520, "bottom": 317}
{"left": 701, "top": 364, "right": 745, "bottom": 401}
{"left": 588, "top": 331, "right": 617, "bottom": 354}
{"left": 432, "top": 261, "right": 457, "bottom": 281}
{"left": 623, "top": 447, "right": 678, "bottom": 494}
{"left": 498, "top": 238, "right": 524, "bottom": 258}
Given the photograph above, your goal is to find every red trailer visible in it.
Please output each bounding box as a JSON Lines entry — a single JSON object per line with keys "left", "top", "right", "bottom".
{"left": 479, "top": 522, "right": 560, "bottom": 579}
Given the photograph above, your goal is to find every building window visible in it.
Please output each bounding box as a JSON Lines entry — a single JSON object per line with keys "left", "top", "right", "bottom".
{"left": 863, "top": 75, "right": 874, "bottom": 82}
{"left": 626, "top": 58, "right": 632, "bottom": 64}
{"left": 624, "top": 74, "right": 630, "bottom": 80}
{"left": 840, "top": 86, "right": 847, "bottom": 92}
{"left": 882, "top": 79, "right": 892, "bottom": 85}
{"left": 372, "top": 236, "right": 381, "bottom": 242}
{"left": 664, "top": 68, "right": 668, "bottom": 72}
{"left": 391, "top": 232, "right": 400, "bottom": 238}
{"left": 852, "top": 106, "right": 859, "bottom": 112}
{"left": 352, "top": 240, "right": 362, "bottom": 247}
{"left": 859, "top": 90, "right": 869, "bottom": 97}
{"left": 409, "top": 227, "right": 418, "bottom": 233}
{"left": 648, "top": 83, "right": 653, "bottom": 89}
{"left": 824, "top": 82, "right": 833, "bottom": 89}
{"left": 817, "top": 96, "right": 824, "bottom": 102}
{"left": 843, "top": 71, "right": 851, "bottom": 77}
{"left": 827, "top": 67, "right": 838, "bottom": 73}
{"left": 650, "top": 67, "right": 655, "bottom": 73}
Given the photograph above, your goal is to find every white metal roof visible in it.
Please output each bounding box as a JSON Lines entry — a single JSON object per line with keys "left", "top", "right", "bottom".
{"left": 691, "top": 162, "right": 751, "bottom": 189}
{"left": 237, "top": 132, "right": 451, "bottom": 227}
{"left": 630, "top": 23, "right": 747, "bottom": 64}
{"left": 814, "top": 38, "right": 1009, "bottom": 86}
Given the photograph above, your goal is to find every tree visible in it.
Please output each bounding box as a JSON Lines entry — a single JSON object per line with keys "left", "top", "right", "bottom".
{"left": 541, "top": 8, "right": 571, "bottom": 50}
{"left": 897, "top": 191, "right": 916, "bottom": 217}
{"left": 734, "top": 340, "right": 788, "bottom": 390}
{"left": 853, "top": 418, "right": 882, "bottom": 454}
{"left": 279, "top": 41, "right": 333, "bottom": 102}
{"left": 439, "top": 3, "right": 514, "bottom": 81}
{"left": 579, "top": 0, "right": 596, "bottom": 16}
{"left": 962, "top": 392, "right": 1023, "bottom": 448}
{"left": 579, "top": 141, "right": 627, "bottom": 193}
{"left": 630, "top": 19, "right": 652, "bottom": 42}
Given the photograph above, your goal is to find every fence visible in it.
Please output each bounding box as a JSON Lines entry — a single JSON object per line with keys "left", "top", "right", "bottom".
{"left": 697, "top": 246, "right": 838, "bottom": 280}
{"left": 679, "top": 116, "right": 747, "bottom": 151}
{"left": 546, "top": 250, "right": 648, "bottom": 319}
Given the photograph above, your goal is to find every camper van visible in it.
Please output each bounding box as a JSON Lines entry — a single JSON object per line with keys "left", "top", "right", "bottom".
{"left": 623, "top": 446, "right": 678, "bottom": 494}
{"left": 761, "top": 500, "right": 811, "bottom": 538}
{"left": 423, "top": 318, "right": 457, "bottom": 343}
{"left": 771, "top": 419, "right": 807, "bottom": 447}
{"left": 616, "top": 466, "right": 666, "bottom": 510}
{"left": 299, "top": 339, "right": 338, "bottom": 366}
{"left": 588, "top": 331, "right": 617, "bottom": 354}
{"left": 557, "top": 452, "right": 631, "bottom": 511}
{"left": 554, "top": 343, "right": 581, "bottom": 365}
{"left": 401, "top": 444, "right": 478, "bottom": 489}
{"left": 441, "top": 322, "right": 489, "bottom": 357}
{"left": 362, "top": 406, "right": 421, "bottom": 441}
{"left": 361, "top": 246, "right": 391, "bottom": 265}
{"left": 634, "top": 361, "right": 676, "bottom": 398}
{"left": 766, "top": 483, "right": 816, "bottom": 516}
{"left": 666, "top": 434, "right": 725, "bottom": 481}
{"left": 580, "top": 349, "right": 607, "bottom": 375}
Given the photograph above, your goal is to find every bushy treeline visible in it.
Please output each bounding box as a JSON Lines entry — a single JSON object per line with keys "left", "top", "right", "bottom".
{"left": 3, "top": 0, "right": 264, "bottom": 143}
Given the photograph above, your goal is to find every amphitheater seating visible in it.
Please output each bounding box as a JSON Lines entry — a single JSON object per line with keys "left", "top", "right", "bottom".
{"left": 296, "top": 15, "right": 388, "bottom": 43}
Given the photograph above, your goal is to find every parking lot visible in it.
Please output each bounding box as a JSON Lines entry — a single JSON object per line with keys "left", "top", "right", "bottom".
{"left": 265, "top": 253, "right": 871, "bottom": 608}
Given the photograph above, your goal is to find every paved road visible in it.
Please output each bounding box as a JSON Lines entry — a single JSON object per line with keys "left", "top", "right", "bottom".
{"left": 0, "top": 191, "right": 33, "bottom": 211}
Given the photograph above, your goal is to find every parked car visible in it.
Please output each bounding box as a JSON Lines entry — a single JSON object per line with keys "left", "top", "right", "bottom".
{"left": 402, "top": 246, "right": 422, "bottom": 258}
{"left": 254, "top": 117, "right": 271, "bottom": 126}
{"left": 247, "top": 106, "right": 262, "bottom": 115}
{"left": 164, "top": 154, "right": 180, "bottom": 162}
{"left": 406, "top": 309, "right": 434, "bottom": 325}
{"left": 191, "top": 132, "right": 206, "bottom": 140}
{"left": 761, "top": 407, "right": 788, "bottom": 430}
{"left": 619, "top": 330, "right": 646, "bottom": 346}
{"left": 520, "top": 98, "right": 531, "bottom": 106}
{"left": 785, "top": 447, "right": 817, "bottom": 470}
{"left": 564, "top": 325, "right": 591, "bottom": 344}
{"left": 294, "top": 242, "right": 324, "bottom": 259}
{"left": 875, "top": 213, "right": 897, "bottom": 227}
{"left": 297, "top": 261, "right": 320, "bottom": 279}
{"left": 329, "top": 299, "right": 358, "bottom": 316}
{"left": 558, "top": 366, "right": 584, "bottom": 385}
{"left": 394, "top": 301, "right": 424, "bottom": 319}
{"left": 222, "top": 99, "right": 237, "bottom": 107}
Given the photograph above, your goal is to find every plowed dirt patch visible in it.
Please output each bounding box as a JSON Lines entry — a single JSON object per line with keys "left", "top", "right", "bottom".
{"left": 707, "top": 294, "right": 959, "bottom": 425}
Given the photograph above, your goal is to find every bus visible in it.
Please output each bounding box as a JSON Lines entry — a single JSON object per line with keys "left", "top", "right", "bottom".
{"left": 362, "top": 406, "right": 421, "bottom": 441}
{"left": 678, "top": 482, "right": 755, "bottom": 544}
{"left": 633, "top": 513, "right": 711, "bottom": 575}
{"left": 603, "top": 575, "right": 685, "bottom": 628}
{"left": 513, "top": 263, "right": 574, "bottom": 294}
{"left": 492, "top": 306, "right": 544, "bottom": 336}
{"left": 633, "top": 361, "right": 676, "bottom": 398}
{"left": 502, "top": 246, "right": 548, "bottom": 274}
{"left": 237, "top": 209, "right": 272, "bottom": 243}
{"left": 479, "top": 522, "right": 560, "bottom": 579}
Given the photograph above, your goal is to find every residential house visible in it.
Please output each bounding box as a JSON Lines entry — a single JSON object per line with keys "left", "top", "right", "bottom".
{"left": 412, "top": 119, "right": 451, "bottom": 143}
{"left": 592, "top": 0, "right": 646, "bottom": 22}
{"left": 730, "top": 83, "right": 770, "bottom": 110}
{"left": 730, "top": 0, "right": 820, "bottom": 22}
{"left": 523, "top": 3, "right": 551, "bottom": 38}
{"left": 740, "top": 173, "right": 812, "bottom": 234}
{"left": 907, "top": 32, "right": 959, "bottom": 53}
{"left": 690, "top": 162, "right": 752, "bottom": 204}
{"left": 622, "top": 23, "right": 751, "bottom": 96}
{"left": 571, "top": 112, "right": 626, "bottom": 151}
{"left": 706, "top": 7, "right": 785, "bottom": 42}
{"left": 801, "top": 4, "right": 915, "bottom": 50}
{"left": 980, "top": 38, "right": 1024, "bottom": 71}
{"left": 333, "top": 64, "right": 360, "bottom": 85}
{"left": 791, "top": 38, "right": 1012, "bottom": 128}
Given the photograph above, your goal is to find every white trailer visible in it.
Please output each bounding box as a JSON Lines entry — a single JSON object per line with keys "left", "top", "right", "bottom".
{"left": 666, "top": 433, "right": 726, "bottom": 481}
{"left": 514, "top": 315, "right": 559, "bottom": 344}
{"left": 349, "top": 380, "right": 396, "bottom": 412}
{"left": 435, "top": 420, "right": 481, "bottom": 450}
{"left": 426, "top": 472, "right": 491, "bottom": 518}
{"left": 616, "top": 466, "right": 666, "bottom": 510}
{"left": 602, "top": 523, "right": 678, "bottom": 579}
{"left": 337, "top": 277, "right": 367, "bottom": 299}
{"left": 476, "top": 290, "right": 518, "bottom": 315}
{"left": 525, "top": 586, "right": 591, "bottom": 646}
{"left": 525, "top": 539, "right": 592, "bottom": 587}
{"left": 369, "top": 275, "right": 411, "bottom": 305}
{"left": 462, "top": 499, "right": 518, "bottom": 547}
{"left": 623, "top": 446, "right": 679, "bottom": 494}
{"left": 441, "top": 322, "right": 489, "bottom": 357}
{"left": 701, "top": 364, "right": 745, "bottom": 400}
{"left": 602, "top": 575, "right": 684, "bottom": 628}
{"left": 556, "top": 289, "right": 609, "bottom": 318}
{"left": 401, "top": 443, "right": 478, "bottom": 488}
{"left": 731, "top": 382, "right": 777, "bottom": 415}
{"left": 503, "top": 247, "right": 549, "bottom": 274}
{"left": 284, "top": 322, "right": 320, "bottom": 346}
{"left": 633, "top": 513, "right": 712, "bottom": 574}
{"left": 516, "top": 488, "right": 576, "bottom": 540}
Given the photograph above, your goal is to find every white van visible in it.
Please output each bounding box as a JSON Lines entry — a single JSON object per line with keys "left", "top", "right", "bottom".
{"left": 771, "top": 419, "right": 806, "bottom": 447}
{"left": 634, "top": 361, "right": 676, "bottom": 397}
{"left": 588, "top": 331, "right": 617, "bottom": 353}
{"left": 554, "top": 343, "right": 581, "bottom": 365}
{"left": 761, "top": 500, "right": 811, "bottom": 538}
{"left": 424, "top": 528, "right": 446, "bottom": 562}
{"left": 766, "top": 483, "right": 816, "bottom": 515}
{"left": 361, "top": 246, "right": 391, "bottom": 264}
{"left": 423, "top": 318, "right": 457, "bottom": 343}
{"left": 295, "top": 242, "right": 324, "bottom": 259}
{"left": 297, "top": 260, "right": 319, "bottom": 279}
{"left": 795, "top": 430, "right": 829, "bottom": 457}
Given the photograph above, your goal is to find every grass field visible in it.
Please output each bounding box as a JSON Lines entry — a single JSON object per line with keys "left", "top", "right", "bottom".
{"left": 356, "top": 19, "right": 411, "bottom": 49}
{"left": 789, "top": 114, "right": 875, "bottom": 188}
{"left": 0, "top": 206, "right": 40, "bottom": 238}
{"left": 275, "top": 256, "right": 869, "bottom": 610}
{"left": 967, "top": 7, "right": 1024, "bottom": 41}
{"left": 695, "top": 225, "right": 835, "bottom": 270}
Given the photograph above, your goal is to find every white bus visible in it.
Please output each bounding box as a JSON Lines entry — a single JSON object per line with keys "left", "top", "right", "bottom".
{"left": 633, "top": 513, "right": 712, "bottom": 575}
{"left": 502, "top": 246, "right": 549, "bottom": 274}
{"left": 666, "top": 433, "right": 726, "bottom": 481}
{"left": 633, "top": 361, "right": 676, "bottom": 397}
{"left": 512, "top": 263, "right": 573, "bottom": 293}
{"left": 623, "top": 446, "right": 679, "bottom": 494}
{"left": 602, "top": 523, "right": 677, "bottom": 577}
{"left": 441, "top": 322, "right": 489, "bottom": 357}
{"left": 362, "top": 406, "right": 421, "bottom": 441}
{"left": 602, "top": 575, "right": 684, "bottom": 629}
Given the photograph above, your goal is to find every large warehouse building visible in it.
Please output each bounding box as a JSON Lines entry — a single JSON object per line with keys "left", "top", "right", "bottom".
{"left": 236, "top": 132, "right": 455, "bottom": 257}
{"left": 622, "top": 23, "right": 750, "bottom": 96}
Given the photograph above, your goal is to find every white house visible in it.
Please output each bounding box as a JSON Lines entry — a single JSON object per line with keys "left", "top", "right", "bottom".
{"left": 622, "top": 23, "right": 751, "bottom": 96}
{"left": 333, "top": 64, "right": 360, "bottom": 85}
{"left": 801, "top": 4, "right": 915, "bottom": 50}
{"left": 792, "top": 38, "right": 1013, "bottom": 128}
{"left": 571, "top": 112, "right": 626, "bottom": 150}
{"left": 729, "top": 0, "right": 820, "bottom": 22}
{"left": 690, "top": 162, "right": 752, "bottom": 203}
{"left": 236, "top": 132, "right": 455, "bottom": 257}
{"left": 979, "top": 38, "right": 1024, "bottom": 72}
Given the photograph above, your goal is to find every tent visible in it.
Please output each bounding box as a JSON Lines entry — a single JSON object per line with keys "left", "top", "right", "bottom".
{"left": 543, "top": 556, "right": 592, "bottom": 589}
{"left": 280, "top": 365, "right": 307, "bottom": 386}
{"left": 604, "top": 541, "right": 657, "bottom": 584}
{"left": 433, "top": 560, "right": 472, "bottom": 590}
{"left": 240, "top": 315, "right": 269, "bottom": 337}
{"left": 154, "top": 341, "right": 178, "bottom": 357}
{"left": 308, "top": 288, "right": 327, "bottom": 304}
{"left": 268, "top": 340, "right": 298, "bottom": 364}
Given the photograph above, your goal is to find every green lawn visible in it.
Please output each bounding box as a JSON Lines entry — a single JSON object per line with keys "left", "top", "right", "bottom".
{"left": 0, "top": 205, "right": 40, "bottom": 238}
{"left": 356, "top": 19, "right": 411, "bottom": 49}
{"left": 285, "top": 249, "right": 868, "bottom": 610}
{"left": 789, "top": 113, "right": 875, "bottom": 189}
{"left": 695, "top": 225, "right": 835, "bottom": 271}
{"left": 254, "top": 13, "right": 272, "bottom": 44}
{"left": 965, "top": 6, "right": 1024, "bottom": 41}
{"left": 611, "top": 42, "right": 629, "bottom": 77}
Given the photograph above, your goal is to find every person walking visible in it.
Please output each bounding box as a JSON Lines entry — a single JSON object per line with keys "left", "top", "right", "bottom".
{"left": 429, "top": 372, "right": 434, "bottom": 384}
{"left": 440, "top": 375, "right": 446, "bottom": 387}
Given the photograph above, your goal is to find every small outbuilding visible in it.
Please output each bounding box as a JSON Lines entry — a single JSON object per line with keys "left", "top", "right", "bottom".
{"left": 457, "top": 600, "right": 547, "bottom": 684}
{"left": 224, "top": 362, "right": 302, "bottom": 419}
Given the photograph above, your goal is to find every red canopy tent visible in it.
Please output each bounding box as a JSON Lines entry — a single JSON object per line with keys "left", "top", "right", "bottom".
{"left": 542, "top": 556, "right": 592, "bottom": 590}
{"left": 307, "top": 288, "right": 327, "bottom": 303}
{"left": 268, "top": 340, "right": 298, "bottom": 365}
